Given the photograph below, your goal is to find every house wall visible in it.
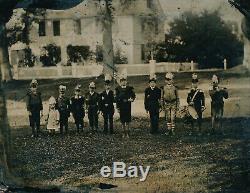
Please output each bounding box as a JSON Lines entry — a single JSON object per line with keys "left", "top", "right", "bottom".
{"left": 9, "top": 0, "right": 165, "bottom": 67}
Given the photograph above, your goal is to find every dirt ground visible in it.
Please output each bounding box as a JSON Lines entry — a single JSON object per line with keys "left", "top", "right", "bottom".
{"left": 5, "top": 69, "right": 250, "bottom": 193}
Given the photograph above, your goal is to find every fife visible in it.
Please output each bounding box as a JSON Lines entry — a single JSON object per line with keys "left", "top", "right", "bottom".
{"left": 100, "top": 162, "right": 150, "bottom": 182}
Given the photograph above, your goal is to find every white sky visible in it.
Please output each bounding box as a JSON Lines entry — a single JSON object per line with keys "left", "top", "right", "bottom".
{"left": 159, "top": 0, "right": 243, "bottom": 21}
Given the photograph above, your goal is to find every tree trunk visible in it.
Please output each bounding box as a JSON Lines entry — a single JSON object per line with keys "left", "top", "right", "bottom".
{"left": 0, "top": 24, "right": 12, "bottom": 81}
{"left": 0, "top": 23, "right": 12, "bottom": 182}
{"left": 242, "top": 18, "right": 250, "bottom": 70}
{"left": 102, "top": 1, "right": 115, "bottom": 76}
{"left": 243, "top": 36, "right": 250, "bottom": 69}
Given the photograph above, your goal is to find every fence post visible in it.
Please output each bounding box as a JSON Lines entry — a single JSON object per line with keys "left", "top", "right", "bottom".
{"left": 13, "top": 65, "right": 18, "bottom": 80}
{"left": 72, "top": 63, "right": 77, "bottom": 77}
{"left": 224, "top": 58, "right": 227, "bottom": 70}
{"left": 57, "top": 63, "right": 63, "bottom": 77}
{"left": 191, "top": 60, "right": 194, "bottom": 71}
{"left": 149, "top": 60, "right": 156, "bottom": 75}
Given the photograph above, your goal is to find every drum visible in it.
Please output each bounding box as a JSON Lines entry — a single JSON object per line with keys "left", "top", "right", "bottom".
{"left": 187, "top": 105, "right": 198, "bottom": 120}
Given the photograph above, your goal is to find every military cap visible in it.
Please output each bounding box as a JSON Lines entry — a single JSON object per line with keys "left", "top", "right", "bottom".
{"left": 192, "top": 73, "right": 198, "bottom": 83}
{"left": 165, "top": 72, "right": 174, "bottom": 80}
{"left": 120, "top": 74, "right": 127, "bottom": 81}
{"left": 75, "top": 84, "right": 81, "bottom": 91}
{"left": 59, "top": 85, "right": 67, "bottom": 92}
{"left": 89, "top": 81, "right": 96, "bottom": 88}
{"left": 104, "top": 74, "right": 112, "bottom": 84}
{"left": 30, "top": 79, "right": 38, "bottom": 87}
{"left": 212, "top": 74, "right": 219, "bottom": 84}
{"left": 120, "top": 68, "right": 128, "bottom": 81}
{"left": 149, "top": 74, "right": 157, "bottom": 82}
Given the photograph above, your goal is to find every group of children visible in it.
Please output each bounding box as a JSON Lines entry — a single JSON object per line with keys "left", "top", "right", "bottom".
{"left": 26, "top": 72, "right": 228, "bottom": 138}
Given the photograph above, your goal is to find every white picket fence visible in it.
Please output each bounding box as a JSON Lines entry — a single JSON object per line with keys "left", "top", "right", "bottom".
{"left": 12, "top": 62, "right": 198, "bottom": 80}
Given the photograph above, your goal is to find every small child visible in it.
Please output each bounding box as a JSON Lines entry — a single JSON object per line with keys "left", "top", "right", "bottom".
{"left": 46, "top": 96, "right": 60, "bottom": 134}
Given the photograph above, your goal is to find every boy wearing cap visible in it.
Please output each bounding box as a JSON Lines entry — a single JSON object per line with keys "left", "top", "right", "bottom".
{"left": 56, "top": 85, "right": 70, "bottom": 135}
{"left": 187, "top": 73, "right": 205, "bottom": 134}
{"left": 99, "top": 74, "right": 115, "bottom": 134}
{"left": 70, "top": 85, "right": 85, "bottom": 133}
{"left": 26, "top": 79, "right": 43, "bottom": 137}
{"left": 144, "top": 74, "right": 161, "bottom": 134}
{"left": 161, "top": 72, "right": 179, "bottom": 135}
{"left": 115, "top": 75, "right": 136, "bottom": 138}
{"left": 209, "top": 75, "right": 228, "bottom": 133}
{"left": 85, "top": 82, "right": 100, "bottom": 133}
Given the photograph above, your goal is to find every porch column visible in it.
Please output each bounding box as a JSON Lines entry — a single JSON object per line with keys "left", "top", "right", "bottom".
{"left": 61, "top": 46, "right": 68, "bottom": 65}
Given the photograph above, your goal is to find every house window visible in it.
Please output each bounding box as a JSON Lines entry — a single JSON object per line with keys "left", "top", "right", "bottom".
{"left": 74, "top": 19, "right": 81, "bottom": 35}
{"left": 141, "top": 44, "right": 145, "bottom": 61}
{"left": 38, "top": 21, "right": 46, "bottom": 36}
{"left": 53, "top": 20, "right": 60, "bottom": 36}
{"left": 147, "top": 0, "right": 153, "bottom": 8}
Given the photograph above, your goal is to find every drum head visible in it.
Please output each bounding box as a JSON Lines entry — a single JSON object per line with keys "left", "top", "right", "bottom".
{"left": 188, "top": 106, "right": 198, "bottom": 119}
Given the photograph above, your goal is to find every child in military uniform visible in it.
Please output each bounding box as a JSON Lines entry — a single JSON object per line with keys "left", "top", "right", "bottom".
{"left": 26, "top": 79, "right": 43, "bottom": 137}
{"left": 187, "top": 73, "right": 205, "bottom": 134}
{"left": 144, "top": 74, "right": 161, "bottom": 134}
{"left": 99, "top": 74, "right": 115, "bottom": 134}
{"left": 209, "top": 75, "right": 228, "bottom": 133}
{"left": 46, "top": 96, "right": 60, "bottom": 135}
{"left": 85, "top": 82, "right": 100, "bottom": 133}
{"left": 161, "top": 72, "right": 179, "bottom": 135}
{"left": 115, "top": 74, "right": 136, "bottom": 138}
{"left": 56, "top": 85, "right": 70, "bottom": 135}
{"left": 70, "top": 85, "right": 85, "bottom": 133}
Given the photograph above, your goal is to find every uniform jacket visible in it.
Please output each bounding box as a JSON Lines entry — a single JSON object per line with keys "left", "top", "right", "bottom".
{"left": 161, "top": 85, "right": 179, "bottom": 108}
{"left": 85, "top": 91, "right": 99, "bottom": 110}
{"left": 70, "top": 95, "right": 85, "bottom": 117}
{"left": 26, "top": 90, "right": 43, "bottom": 112}
{"left": 99, "top": 90, "right": 115, "bottom": 113}
{"left": 115, "top": 86, "right": 136, "bottom": 110}
{"left": 209, "top": 87, "right": 228, "bottom": 106}
{"left": 56, "top": 96, "right": 70, "bottom": 117}
{"left": 187, "top": 89, "right": 205, "bottom": 110}
{"left": 144, "top": 86, "right": 161, "bottom": 111}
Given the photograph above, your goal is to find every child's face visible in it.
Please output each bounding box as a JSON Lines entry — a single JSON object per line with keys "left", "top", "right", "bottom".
{"left": 89, "top": 87, "right": 95, "bottom": 92}
{"left": 75, "top": 90, "right": 81, "bottom": 95}
{"left": 120, "top": 80, "right": 127, "bottom": 86}
{"left": 50, "top": 103, "right": 55, "bottom": 109}
{"left": 149, "top": 81, "right": 156, "bottom": 87}
{"left": 105, "top": 84, "right": 111, "bottom": 90}
{"left": 165, "top": 78, "right": 172, "bottom": 84}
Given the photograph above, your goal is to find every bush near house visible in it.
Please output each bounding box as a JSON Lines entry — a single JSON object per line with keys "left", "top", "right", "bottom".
{"left": 40, "top": 44, "right": 61, "bottom": 66}
{"left": 67, "top": 45, "right": 91, "bottom": 65}
{"left": 155, "top": 11, "right": 243, "bottom": 69}
{"left": 114, "top": 48, "right": 128, "bottom": 64}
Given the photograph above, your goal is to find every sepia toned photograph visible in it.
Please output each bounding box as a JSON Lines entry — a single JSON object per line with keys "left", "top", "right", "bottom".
{"left": 0, "top": 0, "right": 249, "bottom": 192}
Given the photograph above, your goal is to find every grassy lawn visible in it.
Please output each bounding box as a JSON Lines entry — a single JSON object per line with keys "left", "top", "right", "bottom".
{"left": 5, "top": 67, "right": 250, "bottom": 192}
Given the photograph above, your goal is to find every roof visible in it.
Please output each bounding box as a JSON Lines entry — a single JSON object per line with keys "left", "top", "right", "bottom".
{"left": 15, "top": 0, "right": 84, "bottom": 10}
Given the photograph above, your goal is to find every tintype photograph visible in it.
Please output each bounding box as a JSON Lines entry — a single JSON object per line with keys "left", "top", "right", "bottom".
{"left": 0, "top": 0, "right": 249, "bottom": 192}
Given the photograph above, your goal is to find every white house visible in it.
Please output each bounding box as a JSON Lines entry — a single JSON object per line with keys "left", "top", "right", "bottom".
{"left": 8, "top": 0, "right": 165, "bottom": 68}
